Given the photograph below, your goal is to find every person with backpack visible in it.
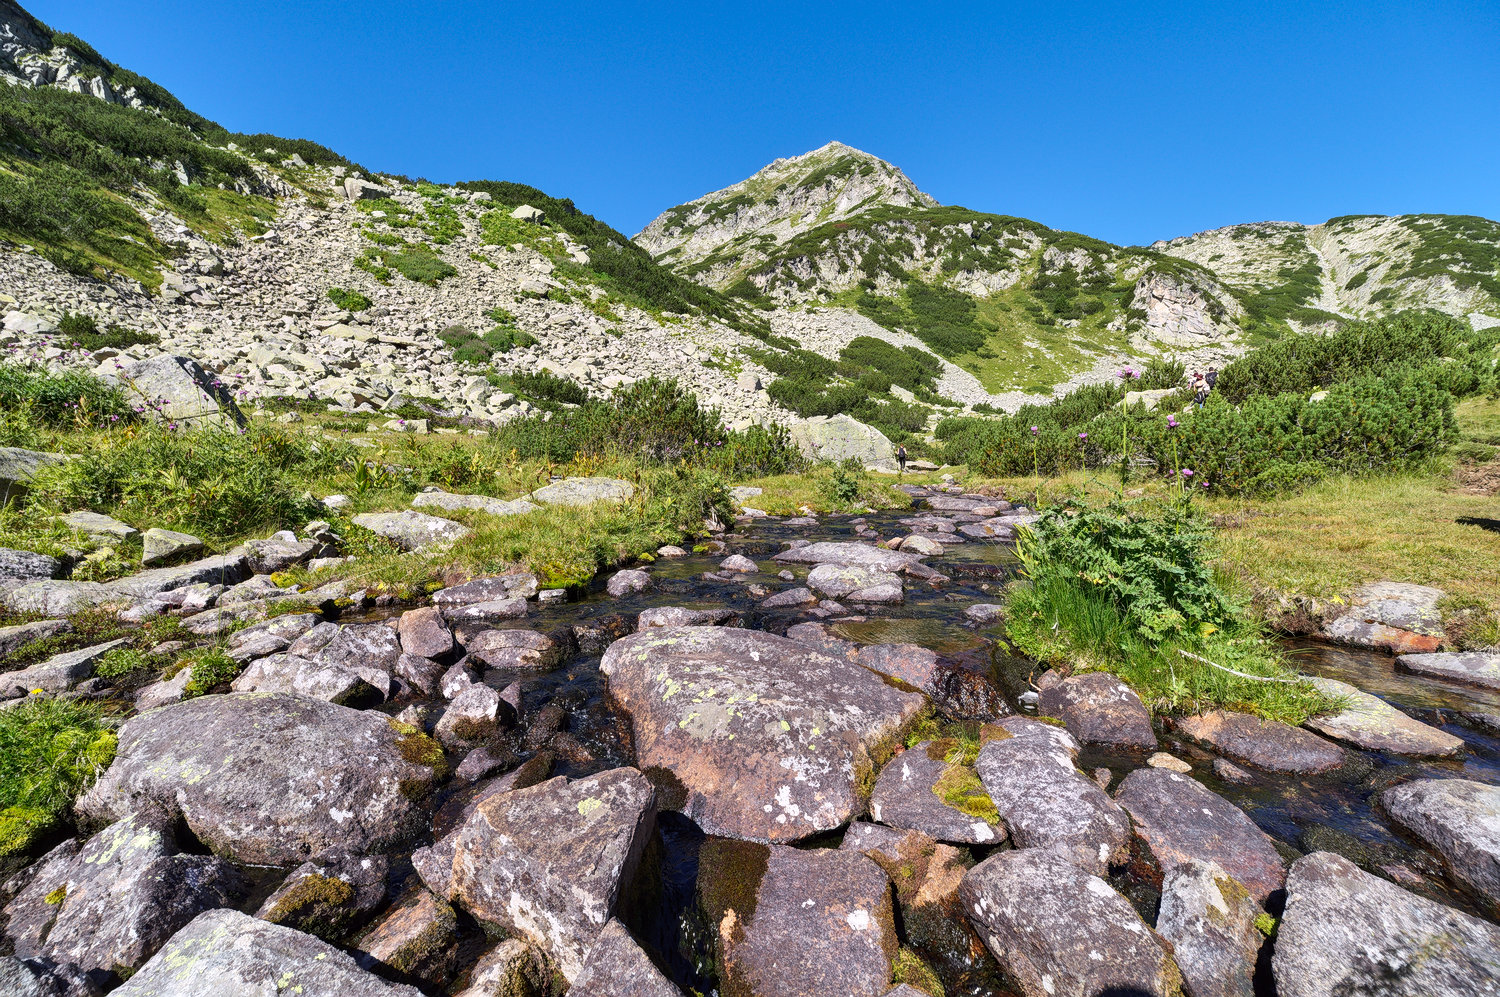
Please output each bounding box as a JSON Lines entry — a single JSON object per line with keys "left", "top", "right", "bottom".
{"left": 1206, "top": 367, "right": 1218, "bottom": 390}
{"left": 897, "top": 444, "right": 908, "bottom": 474}
{"left": 1192, "top": 371, "right": 1209, "bottom": 408}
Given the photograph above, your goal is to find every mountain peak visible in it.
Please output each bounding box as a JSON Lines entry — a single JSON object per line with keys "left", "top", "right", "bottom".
{"left": 634, "top": 141, "right": 937, "bottom": 274}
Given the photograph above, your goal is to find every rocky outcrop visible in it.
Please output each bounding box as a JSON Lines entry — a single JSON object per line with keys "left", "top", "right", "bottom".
{"left": 787, "top": 414, "right": 895, "bottom": 466}
{"left": 973, "top": 718, "right": 1131, "bottom": 873}
{"left": 437, "top": 768, "right": 656, "bottom": 981}
{"left": 77, "top": 693, "right": 442, "bottom": 865}
{"left": 1382, "top": 778, "right": 1500, "bottom": 907}
{"left": 111, "top": 909, "right": 425, "bottom": 996}
{"left": 1272, "top": 851, "right": 1500, "bottom": 996}
{"left": 600, "top": 626, "right": 925, "bottom": 842}
{"left": 959, "top": 847, "right": 1182, "bottom": 997}
{"left": 699, "top": 839, "right": 899, "bottom": 997}
{"left": 1130, "top": 269, "right": 1241, "bottom": 347}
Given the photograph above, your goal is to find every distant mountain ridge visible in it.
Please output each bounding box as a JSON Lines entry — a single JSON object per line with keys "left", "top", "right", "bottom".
{"left": 636, "top": 142, "right": 1500, "bottom": 395}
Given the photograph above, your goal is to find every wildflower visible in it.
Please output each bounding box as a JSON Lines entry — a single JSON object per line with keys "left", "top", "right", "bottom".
{"left": 1078, "top": 432, "right": 1088, "bottom": 440}
{"left": 1181, "top": 468, "right": 1193, "bottom": 478}
{"left": 1030, "top": 425, "right": 1038, "bottom": 434}
{"left": 1167, "top": 415, "right": 1178, "bottom": 428}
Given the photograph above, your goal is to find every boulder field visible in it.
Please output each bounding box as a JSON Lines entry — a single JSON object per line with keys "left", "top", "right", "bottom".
{"left": 0, "top": 481, "right": 1496, "bottom": 996}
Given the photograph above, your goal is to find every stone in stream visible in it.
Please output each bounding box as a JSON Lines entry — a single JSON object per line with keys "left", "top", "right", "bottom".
{"left": 1156, "top": 859, "right": 1264, "bottom": 997}
{"left": 1172, "top": 709, "right": 1345, "bottom": 774}
{"left": 350, "top": 510, "right": 470, "bottom": 551}
{"left": 397, "top": 605, "right": 454, "bottom": 658}
{"left": 974, "top": 718, "right": 1131, "bottom": 874}
{"left": 568, "top": 919, "right": 685, "bottom": 997}
{"left": 1382, "top": 778, "right": 1500, "bottom": 908}
{"left": 231, "top": 652, "right": 377, "bottom": 704}
{"left": 463, "top": 627, "right": 564, "bottom": 673}
{"left": 111, "top": 908, "right": 424, "bottom": 996}
{"left": 1114, "top": 767, "right": 1286, "bottom": 904}
{"left": 77, "top": 693, "right": 443, "bottom": 865}
{"left": 600, "top": 626, "right": 926, "bottom": 842}
{"left": 1320, "top": 581, "right": 1447, "bottom": 655}
{"left": 0, "top": 547, "right": 60, "bottom": 582}
{"left": 870, "top": 741, "right": 1004, "bottom": 845}
{"left": 529, "top": 476, "right": 635, "bottom": 506}
{"left": 855, "top": 643, "right": 941, "bottom": 692}
{"left": 840, "top": 823, "right": 975, "bottom": 973}
{"left": 1305, "top": 676, "right": 1465, "bottom": 757}
{"left": 434, "top": 683, "right": 502, "bottom": 748}
{"left": 606, "top": 568, "right": 652, "bottom": 597}
{"left": 435, "top": 767, "right": 656, "bottom": 981}
{"left": 760, "top": 586, "right": 819, "bottom": 609}
{"left": 772, "top": 541, "right": 924, "bottom": 573}
{"left": 1, "top": 811, "right": 242, "bottom": 979}
{"left": 638, "top": 606, "right": 744, "bottom": 628}
{"left": 1037, "top": 671, "right": 1158, "bottom": 750}
{"left": 256, "top": 850, "right": 390, "bottom": 940}
{"left": 354, "top": 885, "right": 460, "bottom": 984}
{"left": 720, "top": 554, "right": 759, "bottom": 573}
{"left": 959, "top": 846, "right": 1182, "bottom": 997}
{"left": 0, "top": 638, "right": 127, "bottom": 698}
{"left": 453, "top": 939, "right": 553, "bottom": 997}
{"left": 441, "top": 596, "right": 529, "bottom": 622}
{"left": 1397, "top": 650, "right": 1500, "bottom": 690}
{"left": 964, "top": 603, "right": 1003, "bottom": 624}
{"left": 698, "top": 839, "right": 898, "bottom": 997}
{"left": 1272, "top": 851, "right": 1500, "bottom": 996}
{"left": 806, "top": 562, "right": 904, "bottom": 603}
{"left": 433, "top": 572, "right": 541, "bottom": 604}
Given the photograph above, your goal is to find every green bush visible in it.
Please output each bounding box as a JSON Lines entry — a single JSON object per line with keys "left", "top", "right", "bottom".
{"left": 326, "top": 287, "right": 372, "bottom": 311}
{"left": 52, "top": 312, "right": 157, "bottom": 352}
{"left": 0, "top": 699, "right": 116, "bottom": 856}
{"left": 29, "top": 424, "right": 353, "bottom": 544}
{"left": 510, "top": 371, "right": 589, "bottom": 407}
{"left": 0, "top": 362, "right": 133, "bottom": 429}
{"left": 1215, "top": 311, "right": 1498, "bottom": 403}
{"left": 1017, "top": 499, "right": 1239, "bottom": 641}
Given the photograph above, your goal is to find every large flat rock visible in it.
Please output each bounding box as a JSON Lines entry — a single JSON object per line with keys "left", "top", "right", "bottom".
{"left": 112, "top": 909, "right": 423, "bottom": 996}
{"left": 109, "top": 355, "right": 246, "bottom": 430}
{"left": 77, "top": 693, "right": 442, "bottom": 865}
{"left": 959, "top": 847, "right": 1181, "bottom": 997}
{"left": 974, "top": 718, "right": 1131, "bottom": 873}
{"left": 1306, "top": 677, "right": 1464, "bottom": 757}
{"left": 1272, "top": 851, "right": 1500, "bottom": 996}
{"left": 413, "top": 489, "right": 539, "bottom": 517}
{"left": 699, "top": 840, "right": 898, "bottom": 997}
{"left": 529, "top": 476, "right": 634, "bottom": 506}
{"left": 1172, "top": 710, "right": 1345, "bottom": 774}
{"left": 1382, "top": 778, "right": 1500, "bottom": 908}
{"left": 1, "top": 552, "right": 250, "bottom": 615}
{"left": 351, "top": 511, "right": 470, "bottom": 551}
{"left": 2, "top": 811, "right": 241, "bottom": 978}
{"left": 1115, "top": 767, "right": 1286, "bottom": 904}
{"left": 772, "top": 541, "right": 924, "bottom": 573}
{"left": 442, "top": 768, "right": 656, "bottom": 981}
{"left": 601, "top": 626, "right": 926, "bottom": 842}
{"left": 1157, "top": 859, "right": 1263, "bottom": 997}
{"left": 1397, "top": 651, "right": 1500, "bottom": 690}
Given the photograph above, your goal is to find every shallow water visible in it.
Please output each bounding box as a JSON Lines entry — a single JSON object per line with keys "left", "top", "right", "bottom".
{"left": 311, "top": 498, "right": 1500, "bottom": 993}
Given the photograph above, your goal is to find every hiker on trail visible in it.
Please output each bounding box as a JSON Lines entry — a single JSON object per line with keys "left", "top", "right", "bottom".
{"left": 1206, "top": 367, "right": 1218, "bottom": 390}
{"left": 897, "top": 444, "right": 908, "bottom": 474}
{"left": 1192, "top": 371, "right": 1209, "bottom": 408}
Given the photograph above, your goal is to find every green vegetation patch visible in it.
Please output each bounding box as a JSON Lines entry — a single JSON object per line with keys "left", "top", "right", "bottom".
{"left": 0, "top": 699, "right": 116, "bottom": 856}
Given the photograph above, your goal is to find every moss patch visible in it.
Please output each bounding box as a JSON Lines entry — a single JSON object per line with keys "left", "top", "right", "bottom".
{"left": 892, "top": 946, "right": 945, "bottom": 996}
{"left": 930, "top": 765, "right": 999, "bottom": 825}
{"left": 263, "top": 873, "right": 355, "bottom": 936}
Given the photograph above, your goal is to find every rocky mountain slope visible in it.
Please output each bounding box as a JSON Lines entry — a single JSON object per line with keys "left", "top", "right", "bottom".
{"left": 636, "top": 141, "right": 936, "bottom": 279}
{"left": 642, "top": 145, "right": 1500, "bottom": 402}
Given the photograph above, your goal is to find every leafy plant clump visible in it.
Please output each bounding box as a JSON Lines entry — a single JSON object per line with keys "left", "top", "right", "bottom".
{"left": 0, "top": 361, "right": 134, "bottom": 430}
{"left": 0, "top": 699, "right": 117, "bottom": 856}
{"left": 326, "top": 287, "right": 372, "bottom": 311}
{"left": 1005, "top": 499, "right": 1330, "bottom": 724}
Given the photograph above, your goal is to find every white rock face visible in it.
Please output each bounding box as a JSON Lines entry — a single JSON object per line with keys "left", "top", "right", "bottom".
{"left": 636, "top": 141, "right": 936, "bottom": 271}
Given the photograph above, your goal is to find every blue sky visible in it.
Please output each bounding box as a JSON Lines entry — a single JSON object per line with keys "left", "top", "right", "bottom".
{"left": 30, "top": 0, "right": 1500, "bottom": 246}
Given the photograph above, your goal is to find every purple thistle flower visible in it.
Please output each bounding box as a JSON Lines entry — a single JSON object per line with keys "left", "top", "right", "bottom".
{"left": 1078, "top": 432, "right": 1088, "bottom": 440}
{"left": 1167, "top": 415, "right": 1179, "bottom": 428}
{"left": 1181, "top": 468, "right": 1194, "bottom": 478}
{"left": 1029, "top": 425, "right": 1038, "bottom": 434}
